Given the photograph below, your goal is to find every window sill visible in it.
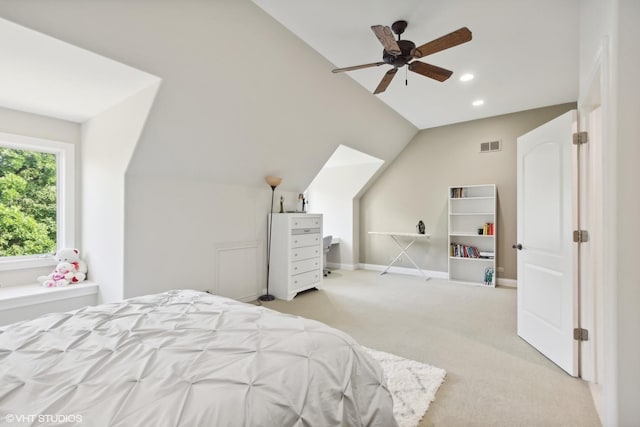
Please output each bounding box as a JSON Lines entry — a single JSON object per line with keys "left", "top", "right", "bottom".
{"left": 0, "top": 256, "right": 56, "bottom": 272}
{"left": 0, "top": 281, "right": 98, "bottom": 311}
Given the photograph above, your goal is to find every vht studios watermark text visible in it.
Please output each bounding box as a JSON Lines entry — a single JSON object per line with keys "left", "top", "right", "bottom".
{"left": 4, "top": 413, "right": 83, "bottom": 423}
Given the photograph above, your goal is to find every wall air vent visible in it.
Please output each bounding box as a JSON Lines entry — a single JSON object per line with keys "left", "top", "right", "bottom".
{"left": 480, "top": 140, "right": 501, "bottom": 153}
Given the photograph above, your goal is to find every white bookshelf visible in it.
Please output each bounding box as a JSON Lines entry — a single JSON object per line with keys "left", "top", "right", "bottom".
{"left": 448, "top": 185, "right": 496, "bottom": 287}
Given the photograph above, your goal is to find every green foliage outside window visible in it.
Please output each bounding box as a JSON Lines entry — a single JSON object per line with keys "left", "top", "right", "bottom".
{"left": 0, "top": 147, "right": 57, "bottom": 256}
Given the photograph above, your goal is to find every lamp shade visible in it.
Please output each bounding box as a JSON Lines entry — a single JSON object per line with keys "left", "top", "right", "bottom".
{"left": 265, "top": 176, "right": 282, "bottom": 188}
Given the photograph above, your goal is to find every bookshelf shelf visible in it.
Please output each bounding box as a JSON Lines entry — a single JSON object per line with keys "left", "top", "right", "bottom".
{"left": 449, "top": 256, "right": 494, "bottom": 262}
{"left": 449, "top": 212, "right": 495, "bottom": 216}
{"left": 450, "top": 196, "right": 494, "bottom": 201}
{"left": 449, "top": 233, "right": 494, "bottom": 237}
{"left": 448, "top": 184, "right": 496, "bottom": 287}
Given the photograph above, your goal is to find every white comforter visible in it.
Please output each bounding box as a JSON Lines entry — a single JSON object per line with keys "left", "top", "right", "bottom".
{"left": 0, "top": 290, "right": 396, "bottom": 427}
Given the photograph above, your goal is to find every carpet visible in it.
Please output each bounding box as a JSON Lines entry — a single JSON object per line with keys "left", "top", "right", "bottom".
{"left": 364, "top": 347, "right": 446, "bottom": 427}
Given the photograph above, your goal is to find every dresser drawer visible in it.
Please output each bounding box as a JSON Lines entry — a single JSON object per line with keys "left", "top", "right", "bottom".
{"left": 291, "top": 258, "right": 321, "bottom": 275}
{"left": 291, "top": 216, "right": 321, "bottom": 229}
{"left": 291, "top": 269, "right": 321, "bottom": 290}
{"left": 291, "top": 227, "right": 321, "bottom": 235}
{"left": 291, "top": 233, "right": 321, "bottom": 248}
{"left": 291, "top": 245, "right": 321, "bottom": 261}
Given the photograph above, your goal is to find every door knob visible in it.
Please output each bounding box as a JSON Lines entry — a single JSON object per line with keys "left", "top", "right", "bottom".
{"left": 512, "top": 243, "right": 523, "bottom": 250}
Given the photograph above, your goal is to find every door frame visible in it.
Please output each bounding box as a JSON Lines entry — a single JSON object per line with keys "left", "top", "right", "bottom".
{"left": 577, "top": 37, "right": 611, "bottom": 422}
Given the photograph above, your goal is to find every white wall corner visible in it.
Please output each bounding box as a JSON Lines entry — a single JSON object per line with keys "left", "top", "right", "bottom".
{"left": 327, "top": 262, "right": 357, "bottom": 271}
{"left": 83, "top": 80, "right": 161, "bottom": 304}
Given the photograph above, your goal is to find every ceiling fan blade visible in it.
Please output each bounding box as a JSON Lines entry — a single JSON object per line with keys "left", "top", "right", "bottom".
{"left": 373, "top": 68, "right": 398, "bottom": 94}
{"left": 408, "top": 61, "right": 453, "bottom": 82}
{"left": 332, "top": 61, "right": 386, "bottom": 73}
{"left": 371, "top": 25, "right": 401, "bottom": 56}
{"left": 411, "top": 27, "right": 472, "bottom": 58}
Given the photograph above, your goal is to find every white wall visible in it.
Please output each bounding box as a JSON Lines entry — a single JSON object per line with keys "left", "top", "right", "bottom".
{"left": 82, "top": 82, "right": 160, "bottom": 303}
{"left": 579, "top": 0, "right": 640, "bottom": 425}
{"left": 305, "top": 146, "right": 384, "bottom": 268}
{"left": 124, "top": 176, "right": 299, "bottom": 299}
{"left": 0, "top": 106, "right": 79, "bottom": 143}
{"left": 611, "top": 1, "right": 640, "bottom": 424}
{"left": 359, "top": 103, "right": 576, "bottom": 278}
{"left": 0, "top": 0, "right": 417, "bottom": 301}
{"left": 0, "top": 107, "right": 80, "bottom": 287}
{"left": 0, "top": 292, "right": 96, "bottom": 326}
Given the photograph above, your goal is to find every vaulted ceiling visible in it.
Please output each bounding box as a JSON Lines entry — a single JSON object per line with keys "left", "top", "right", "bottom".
{"left": 0, "top": 0, "right": 579, "bottom": 192}
{"left": 253, "top": 0, "right": 579, "bottom": 129}
{"left": 0, "top": 1, "right": 417, "bottom": 191}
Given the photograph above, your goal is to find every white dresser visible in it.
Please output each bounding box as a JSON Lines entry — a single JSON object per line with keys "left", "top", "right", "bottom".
{"left": 269, "top": 213, "right": 323, "bottom": 301}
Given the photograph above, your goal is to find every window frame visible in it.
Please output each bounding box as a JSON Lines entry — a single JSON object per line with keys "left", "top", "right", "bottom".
{"left": 0, "top": 132, "right": 76, "bottom": 271}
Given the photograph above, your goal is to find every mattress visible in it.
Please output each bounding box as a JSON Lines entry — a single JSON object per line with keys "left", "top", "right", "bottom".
{"left": 0, "top": 290, "right": 397, "bottom": 427}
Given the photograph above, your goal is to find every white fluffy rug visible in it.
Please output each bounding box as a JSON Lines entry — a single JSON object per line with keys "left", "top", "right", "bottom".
{"left": 364, "top": 347, "right": 446, "bottom": 427}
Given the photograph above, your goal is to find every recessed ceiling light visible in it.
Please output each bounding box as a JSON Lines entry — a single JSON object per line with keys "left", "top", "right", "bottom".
{"left": 472, "top": 99, "right": 484, "bottom": 107}
{"left": 460, "top": 73, "right": 474, "bottom": 82}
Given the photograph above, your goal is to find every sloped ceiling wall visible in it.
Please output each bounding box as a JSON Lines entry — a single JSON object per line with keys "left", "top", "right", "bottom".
{"left": 0, "top": 0, "right": 417, "bottom": 298}
{"left": 0, "top": 0, "right": 417, "bottom": 191}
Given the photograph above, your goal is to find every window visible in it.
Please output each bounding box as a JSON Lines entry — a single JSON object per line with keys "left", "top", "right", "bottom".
{"left": 0, "top": 133, "right": 75, "bottom": 270}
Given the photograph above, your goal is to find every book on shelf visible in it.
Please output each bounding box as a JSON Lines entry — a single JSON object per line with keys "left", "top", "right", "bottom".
{"left": 482, "top": 222, "right": 494, "bottom": 236}
{"left": 450, "top": 187, "right": 464, "bottom": 198}
{"left": 450, "top": 243, "right": 480, "bottom": 258}
{"left": 479, "top": 251, "right": 495, "bottom": 259}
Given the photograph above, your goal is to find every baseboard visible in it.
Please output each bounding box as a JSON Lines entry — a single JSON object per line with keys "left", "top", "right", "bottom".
{"left": 496, "top": 278, "right": 517, "bottom": 288}
{"left": 356, "top": 265, "right": 516, "bottom": 285}
{"left": 327, "top": 262, "right": 356, "bottom": 271}
{"left": 588, "top": 382, "right": 604, "bottom": 426}
{"left": 358, "top": 263, "right": 448, "bottom": 279}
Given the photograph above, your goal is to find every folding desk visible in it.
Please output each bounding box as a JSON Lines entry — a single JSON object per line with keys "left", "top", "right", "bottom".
{"left": 368, "top": 231, "right": 431, "bottom": 280}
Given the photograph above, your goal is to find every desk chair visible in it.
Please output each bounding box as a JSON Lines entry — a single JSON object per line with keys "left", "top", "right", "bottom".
{"left": 323, "top": 235, "right": 333, "bottom": 277}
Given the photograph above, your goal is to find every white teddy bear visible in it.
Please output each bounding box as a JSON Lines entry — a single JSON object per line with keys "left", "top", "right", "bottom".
{"left": 55, "top": 248, "right": 87, "bottom": 279}
{"left": 41, "top": 261, "right": 75, "bottom": 288}
{"left": 38, "top": 248, "right": 88, "bottom": 287}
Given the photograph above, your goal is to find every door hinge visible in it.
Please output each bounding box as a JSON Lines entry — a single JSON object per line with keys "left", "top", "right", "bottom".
{"left": 574, "top": 328, "right": 589, "bottom": 341}
{"left": 573, "top": 230, "right": 589, "bottom": 243}
{"left": 573, "top": 131, "right": 588, "bottom": 145}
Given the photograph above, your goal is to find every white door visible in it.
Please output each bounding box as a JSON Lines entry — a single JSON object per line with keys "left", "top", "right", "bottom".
{"left": 516, "top": 110, "right": 578, "bottom": 376}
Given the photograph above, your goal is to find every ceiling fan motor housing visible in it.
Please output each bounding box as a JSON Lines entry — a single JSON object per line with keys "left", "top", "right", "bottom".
{"left": 383, "top": 39, "right": 416, "bottom": 67}
{"left": 391, "top": 20, "right": 408, "bottom": 36}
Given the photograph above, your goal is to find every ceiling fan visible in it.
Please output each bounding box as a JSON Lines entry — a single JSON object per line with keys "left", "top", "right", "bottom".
{"left": 332, "top": 21, "right": 472, "bottom": 94}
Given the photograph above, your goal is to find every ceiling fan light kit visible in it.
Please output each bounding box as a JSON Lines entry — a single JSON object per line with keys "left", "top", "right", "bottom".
{"left": 332, "top": 20, "right": 472, "bottom": 94}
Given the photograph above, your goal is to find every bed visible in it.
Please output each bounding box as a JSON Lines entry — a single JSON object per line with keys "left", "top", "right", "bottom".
{"left": 0, "top": 290, "right": 397, "bottom": 426}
